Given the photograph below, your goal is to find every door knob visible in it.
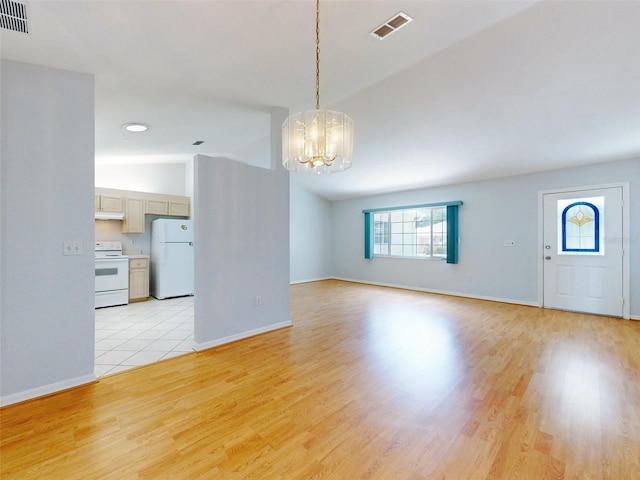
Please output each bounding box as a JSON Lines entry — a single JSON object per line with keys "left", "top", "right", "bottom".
{"left": 545, "top": 256, "right": 551, "bottom": 260}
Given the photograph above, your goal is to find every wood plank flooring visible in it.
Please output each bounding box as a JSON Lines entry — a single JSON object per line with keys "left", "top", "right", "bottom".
{"left": 2, "top": 280, "right": 639, "bottom": 479}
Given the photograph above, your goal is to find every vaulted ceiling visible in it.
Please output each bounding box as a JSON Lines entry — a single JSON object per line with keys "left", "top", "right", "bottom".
{"left": 2, "top": 1, "right": 639, "bottom": 200}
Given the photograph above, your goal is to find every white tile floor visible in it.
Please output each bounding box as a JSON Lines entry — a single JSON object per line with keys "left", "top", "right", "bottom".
{"left": 95, "top": 296, "right": 194, "bottom": 377}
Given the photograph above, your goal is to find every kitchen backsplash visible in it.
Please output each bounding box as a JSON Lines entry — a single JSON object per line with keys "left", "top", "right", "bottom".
{"left": 95, "top": 214, "right": 189, "bottom": 256}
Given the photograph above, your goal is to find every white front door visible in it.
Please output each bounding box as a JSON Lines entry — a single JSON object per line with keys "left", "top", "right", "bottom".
{"left": 542, "top": 187, "right": 624, "bottom": 317}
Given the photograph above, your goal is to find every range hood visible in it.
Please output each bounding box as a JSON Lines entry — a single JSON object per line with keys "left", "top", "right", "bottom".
{"left": 95, "top": 211, "right": 125, "bottom": 221}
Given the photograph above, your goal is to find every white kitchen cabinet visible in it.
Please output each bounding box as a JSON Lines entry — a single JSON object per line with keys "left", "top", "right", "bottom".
{"left": 129, "top": 256, "right": 149, "bottom": 301}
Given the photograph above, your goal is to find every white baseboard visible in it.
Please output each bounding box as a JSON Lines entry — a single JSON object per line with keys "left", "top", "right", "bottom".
{"left": 331, "top": 277, "right": 640, "bottom": 317}
{"left": 1, "top": 373, "right": 96, "bottom": 407}
{"left": 194, "top": 320, "right": 293, "bottom": 352}
{"left": 331, "top": 277, "right": 540, "bottom": 308}
{"left": 290, "top": 277, "right": 332, "bottom": 285}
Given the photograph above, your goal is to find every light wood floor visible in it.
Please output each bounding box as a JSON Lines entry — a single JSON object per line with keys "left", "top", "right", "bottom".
{"left": 2, "top": 280, "right": 639, "bottom": 479}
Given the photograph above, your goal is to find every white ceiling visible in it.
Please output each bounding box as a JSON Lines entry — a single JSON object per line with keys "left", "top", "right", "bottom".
{"left": 2, "top": 0, "right": 639, "bottom": 200}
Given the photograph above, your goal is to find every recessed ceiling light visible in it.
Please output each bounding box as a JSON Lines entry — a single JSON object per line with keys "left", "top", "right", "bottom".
{"left": 370, "top": 12, "right": 413, "bottom": 40}
{"left": 123, "top": 123, "right": 149, "bottom": 132}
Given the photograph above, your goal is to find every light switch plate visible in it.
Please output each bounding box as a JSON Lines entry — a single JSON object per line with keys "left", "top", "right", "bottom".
{"left": 64, "top": 241, "right": 83, "bottom": 255}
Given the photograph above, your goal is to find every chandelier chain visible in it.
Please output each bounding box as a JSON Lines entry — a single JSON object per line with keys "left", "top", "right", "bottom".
{"left": 281, "top": 0, "right": 353, "bottom": 173}
{"left": 315, "top": 0, "right": 320, "bottom": 110}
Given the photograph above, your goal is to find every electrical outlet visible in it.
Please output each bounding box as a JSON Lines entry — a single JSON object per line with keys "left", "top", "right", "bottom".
{"left": 503, "top": 240, "right": 516, "bottom": 247}
{"left": 255, "top": 295, "right": 262, "bottom": 306}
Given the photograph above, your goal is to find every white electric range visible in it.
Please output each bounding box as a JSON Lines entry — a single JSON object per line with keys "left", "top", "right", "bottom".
{"left": 95, "top": 241, "right": 129, "bottom": 308}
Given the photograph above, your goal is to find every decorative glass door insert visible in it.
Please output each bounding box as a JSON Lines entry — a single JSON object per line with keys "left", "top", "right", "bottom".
{"left": 556, "top": 196, "right": 604, "bottom": 255}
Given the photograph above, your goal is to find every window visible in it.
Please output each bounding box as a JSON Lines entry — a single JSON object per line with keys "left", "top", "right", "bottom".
{"left": 363, "top": 201, "right": 462, "bottom": 264}
{"left": 373, "top": 213, "right": 390, "bottom": 254}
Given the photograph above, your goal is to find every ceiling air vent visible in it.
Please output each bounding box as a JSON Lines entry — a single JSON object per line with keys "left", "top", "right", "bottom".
{"left": 1, "top": 0, "right": 29, "bottom": 34}
{"left": 370, "top": 12, "right": 413, "bottom": 40}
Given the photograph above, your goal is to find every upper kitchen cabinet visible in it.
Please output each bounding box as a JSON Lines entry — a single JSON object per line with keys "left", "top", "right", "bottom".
{"left": 95, "top": 188, "right": 123, "bottom": 212}
{"left": 95, "top": 187, "right": 190, "bottom": 233}
{"left": 168, "top": 196, "right": 190, "bottom": 216}
{"left": 121, "top": 195, "right": 145, "bottom": 233}
{"left": 145, "top": 193, "right": 190, "bottom": 217}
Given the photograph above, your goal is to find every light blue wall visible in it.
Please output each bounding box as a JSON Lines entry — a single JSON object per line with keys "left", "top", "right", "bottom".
{"left": 290, "top": 181, "right": 333, "bottom": 283}
{"left": 329, "top": 158, "right": 639, "bottom": 317}
{"left": 1, "top": 61, "right": 96, "bottom": 404}
{"left": 193, "top": 109, "right": 290, "bottom": 348}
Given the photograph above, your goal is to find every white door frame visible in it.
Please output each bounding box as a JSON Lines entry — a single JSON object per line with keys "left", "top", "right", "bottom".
{"left": 537, "top": 182, "right": 630, "bottom": 319}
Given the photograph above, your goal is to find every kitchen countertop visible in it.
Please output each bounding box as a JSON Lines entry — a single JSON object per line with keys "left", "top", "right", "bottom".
{"left": 126, "top": 254, "right": 149, "bottom": 259}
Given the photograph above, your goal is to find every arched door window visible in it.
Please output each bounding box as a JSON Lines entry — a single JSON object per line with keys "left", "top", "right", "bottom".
{"left": 561, "top": 201, "right": 600, "bottom": 253}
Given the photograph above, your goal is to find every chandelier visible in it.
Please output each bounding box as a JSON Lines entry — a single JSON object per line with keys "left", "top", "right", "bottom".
{"left": 282, "top": 0, "right": 354, "bottom": 174}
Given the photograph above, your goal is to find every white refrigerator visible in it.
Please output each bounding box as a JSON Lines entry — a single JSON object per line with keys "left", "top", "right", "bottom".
{"left": 150, "top": 218, "right": 194, "bottom": 299}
